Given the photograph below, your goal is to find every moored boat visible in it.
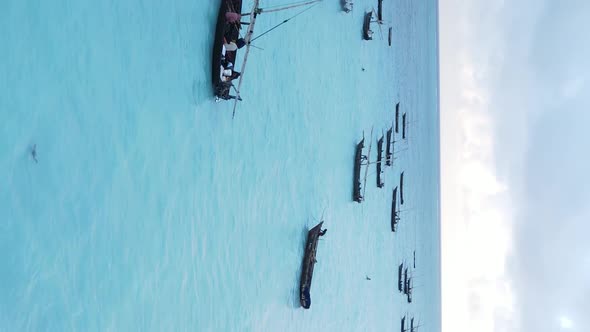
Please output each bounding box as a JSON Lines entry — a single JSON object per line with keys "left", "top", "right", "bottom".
{"left": 385, "top": 126, "right": 393, "bottom": 166}
{"left": 300, "top": 221, "right": 325, "bottom": 309}
{"left": 353, "top": 137, "right": 365, "bottom": 202}
{"left": 388, "top": 27, "right": 392, "bottom": 46}
{"left": 363, "top": 11, "right": 374, "bottom": 40}
{"left": 376, "top": 135, "right": 384, "bottom": 188}
{"left": 391, "top": 187, "right": 399, "bottom": 231}
{"left": 212, "top": 0, "right": 246, "bottom": 101}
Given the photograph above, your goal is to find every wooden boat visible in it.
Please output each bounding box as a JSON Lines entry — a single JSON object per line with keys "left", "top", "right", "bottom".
{"left": 212, "top": 0, "right": 245, "bottom": 101}
{"left": 388, "top": 27, "right": 392, "bottom": 46}
{"left": 397, "top": 262, "right": 403, "bottom": 291}
{"left": 385, "top": 127, "right": 393, "bottom": 166}
{"left": 377, "top": 0, "right": 383, "bottom": 22}
{"left": 300, "top": 221, "right": 325, "bottom": 309}
{"left": 399, "top": 171, "right": 405, "bottom": 205}
{"left": 213, "top": 0, "right": 322, "bottom": 116}
{"left": 403, "top": 267, "right": 409, "bottom": 294}
{"left": 406, "top": 277, "right": 413, "bottom": 303}
{"left": 363, "top": 11, "right": 374, "bottom": 40}
{"left": 376, "top": 135, "right": 384, "bottom": 188}
{"left": 391, "top": 187, "right": 399, "bottom": 232}
{"left": 402, "top": 113, "right": 407, "bottom": 139}
{"left": 395, "top": 102, "right": 400, "bottom": 133}
{"left": 353, "top": 137, "right": 365, "bottom": 202}
{"left": 401, "top": 316, "right": 406, "bottom": 332}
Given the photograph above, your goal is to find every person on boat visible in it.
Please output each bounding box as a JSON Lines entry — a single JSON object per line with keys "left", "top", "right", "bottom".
{"left": 224, "top": 38, "right": 247, "bottom": 52}
{"left": 225, "top": 12, "right": 251, "bottom": 26}
{"left": 221, "top": 69, "right": 241, "bottom": 82}
{"left": 319, "top": 229, "right": 327, "bottom": 237}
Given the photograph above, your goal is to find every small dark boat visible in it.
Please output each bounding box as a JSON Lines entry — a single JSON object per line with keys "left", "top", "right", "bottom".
{"left": 410, "top": 317, "right": 415, "bottom": 332}
{"left": 300, "top": 221, "right": 325, "bottom": 309}
{"left": 376, "top": 135, "right": 384, "bottom": 188}
{"left": 399, "top": 171, "right": 405, "bottom": 205}
{"left": 406, "top": 277, "right": 413, "bottom": 303}
{"left": 395, "top": 102, "right": 400, "bottom": 133}
{"left": 401, "top": 316, "right": 406, "bottom": 332}
{"left": 212, "top": 0, "right": 245, "bottom": 101}
{"left": 363, "top": 11, "right": 374, "bottom": 40}
{"left": 385, "top": 127, "right": 393, "bottom": 166}
{"left": 388, "top": 27, "right": 392, "bottom": 46}
{"left": 391, "top": 187, "right": 399, "bottom": 232}
{"left": 403, "top": 267, "right": 409, "bottom": 294}
{"left": 397, "top": 262, "right": 403, "bottom": 292}
{"left": 402, "top": 113, "right": 407, "bottom": 139}
{"left": 377, "top": 0, "right": 383, "bottom": 22}
{"left": 413, "top": 250, "right": 416, "bottom": 268}
{"left": 353, "top": 137, "right": 366, "bottom": 203}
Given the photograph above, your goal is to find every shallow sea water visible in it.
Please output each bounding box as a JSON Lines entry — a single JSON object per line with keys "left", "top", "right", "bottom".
{"left": 0, "top": 0, "right": 439, "bottom": 330}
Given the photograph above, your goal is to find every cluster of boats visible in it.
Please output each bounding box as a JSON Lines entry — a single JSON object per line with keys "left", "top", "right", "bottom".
{"left": 352, "top": 0, "right": 391, "bottom": 45}
{"left": 353, "top": 102, "right": 407, "bottom": 205}
{"left": 401, "top": 315, "right": 421, "bottom": 332}
{"left": 211, "top": 0, "right": 416, "bottom": 317}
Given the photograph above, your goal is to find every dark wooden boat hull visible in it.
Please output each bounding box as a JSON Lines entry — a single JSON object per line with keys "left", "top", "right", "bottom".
{"left": 353, "top": 138, "right": 365, "bottom": 202}
{"left": 388, "top": 27, "right": 392, "bottom": 46}
{"left": 377, "top": 0, "right": 383, "bottom": 22}
{"left": 363, "top": 12, "right": 373, "bottom": 40}
{"left": 385, "top": 127, "right": 393, "bottom": 166}
{"left": 376, "top": 136, "right": 384, "bottom": 188}
{"left": 300, "top": 221, "right": 324, "bottom": 309}
{"left": 399, "top": 172, "right": 405, "bottom": 205}
{"left": 397, "top": 263, "right": 403, "bottom": 291}
{"left": 391, "top": 187, "right": 398, "bottom": 232}
{"left": 402, "top": 113, "right": 407, "bottom": 139}
{"left": 212, "top": 0, "right": 243, "bottom": 100}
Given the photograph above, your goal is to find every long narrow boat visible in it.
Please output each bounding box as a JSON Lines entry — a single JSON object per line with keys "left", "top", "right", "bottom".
{"left": 402, "top": 113, "right": 407, "bottom": 139}
{"left": 353, "top": 137, "right": 365, "bottom": 202}
{"left": 388, "top": 27, "right": 392, "bottom": 46}
{"left": 377, "top": 0, "right": 383, "bottom": 22}
{"left": 363, "top": 11, "right": 374, "bottom": 40}
{"left": 395, "top": 102, "right": 400, "bottom": 133}
{"left": 403, "top": 267, "right": 409, "bottom": 294}
{"left": 385, "top": 126, "right": 393, "bottom": 166}
{"left": 376, "top": 135, "right": 384, "bottom": 188}
{"left": 300, "top": 221, "right": 325, "bottom": 309}
{"left": 212, "top": 0, "right": 245, "bottom": 101}
{"left": 391, "top": 187, "right": 399, "bottom": 231}
{"left": 397, "top": 262, "right": 403, "bottom": 292}
{"left": 399, "top": 171, "right": 405, "bottom": 205}
{"left": 401, "top": 316, "right": 406, "bottom": 332}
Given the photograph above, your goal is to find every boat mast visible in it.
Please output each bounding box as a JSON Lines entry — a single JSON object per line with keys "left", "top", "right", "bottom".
{"left": 232, "top": 0, "right": 261, "bottom": 118}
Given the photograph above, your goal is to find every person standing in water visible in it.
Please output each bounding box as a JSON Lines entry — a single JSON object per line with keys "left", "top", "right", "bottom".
{"left": 31, "top": 144, "right": 38, "bottom": 163}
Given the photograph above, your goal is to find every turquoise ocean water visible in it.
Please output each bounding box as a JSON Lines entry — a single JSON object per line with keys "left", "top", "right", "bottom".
{"left": 0, "top": 0, "right": 439, "bottom": 330}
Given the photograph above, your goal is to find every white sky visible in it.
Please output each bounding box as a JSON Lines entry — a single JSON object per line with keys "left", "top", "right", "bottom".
{"left": 440, "top": 0, "right": 590, "bottom": 331}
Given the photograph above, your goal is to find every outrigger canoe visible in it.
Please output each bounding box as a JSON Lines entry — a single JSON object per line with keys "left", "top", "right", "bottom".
{"left": 300, "top": 221, "right": 324, "bottom": 309}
